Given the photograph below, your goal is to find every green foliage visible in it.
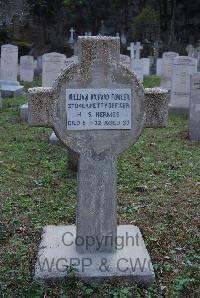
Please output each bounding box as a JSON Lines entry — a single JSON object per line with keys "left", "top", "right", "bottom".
{"left": 13, "top": 41, "right": 32, "bottom": 57}
{"left": 143, "top": 76, "right": 161, "bottom": 88}
{"left": 0, "top": 30, "right": 9, "bottom": 44}
{"left": 131, "top": 6, "right": 160, "bottom": 40}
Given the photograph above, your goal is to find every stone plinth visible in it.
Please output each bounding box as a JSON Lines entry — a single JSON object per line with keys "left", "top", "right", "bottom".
{"left": 0, "top": 80, "right": 24, "bottom": 98}
{"left": 35, "top": 225, "right": 155, "bottom": 285}
{"left": 144, "top": 88, "right": 169, "bottom": 128}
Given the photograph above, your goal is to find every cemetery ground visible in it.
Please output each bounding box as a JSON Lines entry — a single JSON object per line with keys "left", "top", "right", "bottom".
{"left": 0, "top": 76, "right": 199, "bottom": 298}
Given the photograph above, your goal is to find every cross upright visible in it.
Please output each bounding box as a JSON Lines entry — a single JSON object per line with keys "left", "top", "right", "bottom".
{"left": 69, "top": 27, "right": 75, "bottom": 43}
{"left": 28, "top": 36, "right": 155, "bottom": 284}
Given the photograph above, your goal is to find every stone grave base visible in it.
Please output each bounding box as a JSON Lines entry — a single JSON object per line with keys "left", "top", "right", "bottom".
{"left": 0, "top": 80, "right": 24, "bottom": 98}
{"left": 35, "top": 225, "right": 155, "bottom": 286}
{"left": 20, "top": 103, "right": 28, "bottom": 121}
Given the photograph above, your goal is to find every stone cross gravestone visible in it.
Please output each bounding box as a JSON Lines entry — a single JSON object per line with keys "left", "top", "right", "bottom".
{"left": 189, "top": 73, "right": 200, "bottom": 141}
{"left": 42, "top": 52, "right": 66, "bottom": 87}
{"left": 20, "top": 55, "right": 34, "bottom": 82}
{"left": 28, "top": 36, "right": 154, "bottom": 284}
{"left": 0, "top": 44, "right": 18, "bottom": 81}
{"left": 69, "top": 27, "right": 75, "bottom": 44}
{"left": 170, "top": 56, "right": 197, "bottom": 108}
{"left": 161, "top": 52, "right": 179, "bottom": 90}
{"left": 127, "top": 42, "right": 143, "bottom": 60}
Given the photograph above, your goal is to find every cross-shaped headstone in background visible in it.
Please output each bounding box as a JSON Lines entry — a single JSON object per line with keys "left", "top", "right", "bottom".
{"left": 69, "top": 27, "right": 75, "bottom": 44}
{"left": 85, "top": 32, "right": 92, "bottom": 36}
{"left": 28, "top": 36, "right": 165, "bottom": 284}
{"left": 127, "top": 42, "right": 143, "bottom": 60}
{"left": 186, "top": 44, "right": 195, "bottom": 57}
{"left": 153, "top": 40, "right": 162, "bottom": 58}
{"left": 120, "top": 33, "right": 127, "bottom": 45}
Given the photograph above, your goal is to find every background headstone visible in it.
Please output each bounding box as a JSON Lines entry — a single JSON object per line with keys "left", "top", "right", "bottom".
{"left": 127, "top": 42, "right": 143, "bottom": 60}
{"left": 186, "top": 44, "right": 195, "bottom": 57}
{"left": 42, "top": 52, "right": 66, "bottom": 87}
{"left": 141, "top": 58, "right": 150, "bottom": 75}
{"left": 0, "top": 44, "right": 18, "bottom": 81}
{"left": 170, "top": 56, "right": 197, "bottom": 108}
{"left": 161, "top": 52, "right": 179, "bottom": 90}
{"left": 131, "top": 59, "right": 143, "bottom": 82}
{"left": 65, "top": 55, "right": 79, "bottom": 67}
{"left": 189, "top": 73, "right": 200, "bottom": 141}
{"left": 20, "top": 55, "right": 34, "bottom": 82}
{"left": 156, "top": 58, "right": 162, "bottom": 76}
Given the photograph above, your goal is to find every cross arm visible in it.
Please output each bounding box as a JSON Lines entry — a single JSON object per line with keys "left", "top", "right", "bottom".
{"left": 28, "top": 87, "right": 55, "bottom": 128}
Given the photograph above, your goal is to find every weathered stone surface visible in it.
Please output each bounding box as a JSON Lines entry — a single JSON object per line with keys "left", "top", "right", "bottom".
{"left": 29, "top": 36, "right": 144, "bottom": 253}
{"left": 120, "top": 54, "right": 131, "bottom": 70}
{"left": 131, "top": 59, "right": 143, "bottom": 82}
{"left": 65, "top": 55, "right": 79, "bottom": 67}
{"left": 0, "top": 44, "right": 18, "bottom": 81}
{"left": 141, "top": 58, "right": 150, "bottom": 76}
{"left": 42, "top": 52, "right": 66, "bottom": 87}
{"left": 20, "top": 103, "right": 28, "bottom": 121}
{"left": 161, "top": 52, "right": 179, "bottom": 90}
{"left": 189, "top": 73, "right": 200, "bottom": 141}
{"left": 35, "top": 225, "right": 155, "bottom": 285}
{"left": 29, "top": 37, "right": 155, "bottom": 284}
{"left": 144, "top": 88, "right": 169, "bottom": 128}
{"left": 156, "top": 58, "right": 162, "bottom": 76}
{"left": 20, "top": 55, "right": 34, "bottom": 82}
{"left": 0, "top": 80, "right": 24, "bottom": 98}
{"left": 170, "top": 56, "right": 197, "bottom": 108}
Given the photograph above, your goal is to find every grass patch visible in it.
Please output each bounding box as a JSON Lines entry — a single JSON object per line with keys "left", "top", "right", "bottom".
{"left": 0, "top": 77, "right": 199, "bottom": 297}
{"left": 144, "top": 75, "right": 161, "bottom": 88}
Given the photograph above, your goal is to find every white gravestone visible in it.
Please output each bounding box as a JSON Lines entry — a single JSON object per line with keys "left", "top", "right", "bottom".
{"left": 0, "top": 44, "right": 18, "bottom": 81}
{"left": 42, "top": 52, "right": 66, "bottom": 87}
{"left": 189, "top": 73, "right": 200, "bottom": 141}
{"left": 156, "top": 58, "right": 162, "bottom": 76}
{"left": 20, "top": 56, "right": 34, "bottom": 82}
{"left": 161, "top": 52, "right": 179, "bottom": 90}
{"left": 170, "top": 56, "right": 197, "bottom": 108}
{"left": 131, "top": 59, "right": 144, "bottom": 82}
{"left": 141, "top": 58, "right": 150, "bottom": 75}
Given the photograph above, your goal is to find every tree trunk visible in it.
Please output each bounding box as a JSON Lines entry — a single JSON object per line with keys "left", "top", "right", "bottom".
{"left": 169, "top": 0, "right": 177, "bottom": 46}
